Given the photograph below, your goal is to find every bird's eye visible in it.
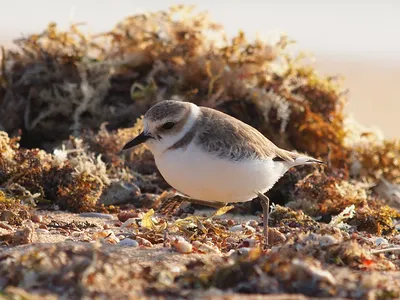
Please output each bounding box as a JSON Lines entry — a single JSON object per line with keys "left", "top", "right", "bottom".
{"left": 162, "top": 122, "right": 175, "bottom": 130}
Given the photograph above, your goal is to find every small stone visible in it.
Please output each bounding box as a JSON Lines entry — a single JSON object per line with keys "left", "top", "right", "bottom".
{"left": 36, "top": 228, "right": 49, "bottom": 234}
{"left": 79, "top": 213, "right": 113, "bottom": 219}
{"left": 230, "top": 225, "right": 244, "bottom": 232}
{"left": 31, "top": 214, "right": 43, "bottom": 223}
{"left": 192, "top": 241, "right": 220, "bottom": 254}
{"left": 268, "top": 228, "right": 287, "bottom": 245}
{"left": 99, "top": 181, "right": 141, "bottom": 206}
{"left": 92, "top": 230, "right": 119, "bottom": 244}
{"left": 118, "top": 211, "right": 138, "bottom": 222}
{"left": 227, "top": 219, "right": 235, "bottom": 226}
{"left": 375, "top": 237, "right": 388, "bottom": 246}
{"left": 229, "top": 224, "right": 255, "bottom": 233}
{"left": 121, "top": 218, "right": 138, "bottom": 228}
{"left": 172, "top": 237, "right": 192, "bottom": 254}
{"left": 247, "top": 220, "right": 259, "bottom": 228}
{"left": 136, "top": 236, "right": 153, "bottom": 247}
{"left": 319, "top": 235, "right": 338, "bottom": 247}
{"left": 38, "top": 224, "right": 48, "bottom": 230}
{"left": 119, "top": 238, "right": 139, "bottom": 247}
{"left": 12, "top": 226, "right": 34, "bottom": 245}
{"left": 103, "top": 224, "right": 110, "bottom": 230}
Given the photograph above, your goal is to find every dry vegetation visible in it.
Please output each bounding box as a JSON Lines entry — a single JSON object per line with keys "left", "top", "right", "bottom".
{"left": 0, "top": 5, "right": 400, "bottom": 299}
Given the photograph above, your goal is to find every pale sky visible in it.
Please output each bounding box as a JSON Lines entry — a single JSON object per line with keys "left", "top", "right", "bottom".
{"left": 1, "top": 0, "right": 400, "bottom": 62}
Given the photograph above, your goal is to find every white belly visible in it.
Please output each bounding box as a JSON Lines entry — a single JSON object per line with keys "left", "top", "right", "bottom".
{"left": 154, "top": 144, "right": 289, "bottom": 203}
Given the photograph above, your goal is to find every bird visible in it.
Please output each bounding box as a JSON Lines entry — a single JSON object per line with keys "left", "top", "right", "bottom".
{"left": 122, "top": 100, "right": 324, "bottom": 246}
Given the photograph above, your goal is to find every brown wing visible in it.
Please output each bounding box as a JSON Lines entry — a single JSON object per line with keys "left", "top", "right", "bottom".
{"left": 195, "top": 107, "right": 295, "bottom": 162}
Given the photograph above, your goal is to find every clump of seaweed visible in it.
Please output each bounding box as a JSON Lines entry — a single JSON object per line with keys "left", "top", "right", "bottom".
{"left": 0, "top": 5, "right": 349, "bottom": 170}
{"left": 269, "top": 204, "right": 319, "bottom": 231}
{"left": 0, "top": 131, "right": 114, "bottom": 212}
{"left": 289, "top": 169, "right": 400, "bottom": 235}
{"left": 353, "top": 139, "right": 400, "bottom": 184}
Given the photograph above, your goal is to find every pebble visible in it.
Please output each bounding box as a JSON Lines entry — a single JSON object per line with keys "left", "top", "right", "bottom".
{"left": 192, "top": 241, "right": 220, "bottom": 254}
{"left": 319, "top": 235, "right": 338, "bottom": 247}
{"left": 172, "top": 237, "right": 192, "bottom": 254}
{"left": 79, "top": 212, "right": 113, "bottom": 219}
{"left": 136, "top": 236, "right": 153, "bottom": 247}
{"left": 247, "top": 220, "right": 259, "bottom": 228}
{"left": 118, "top": 211, "right": 139, "bottom": 222}
{"left": 227, "top": 220, "right": 235, "bottom": 226}
{"left": 268, "top": 228, "right": 287, "bottom": 245}
{"left": 121, "top": 218, "right": 138, "bottom": 228}
{"left": 99, "top": 181, "right": 141, "bottom": 206}
{"left": 36, "top": 228, "right": 49, "bottom": 234}
{"left": 119, "top": 238, "right": 139, "bottom": 247}
{"left": 92, "top": 230, "right": 120, "bottom": 244}
{"left": 38, "top": 224, "right": 48, "bottom": 230}
{"left": 375, "top": 237, "right": 388, "bottom": 246}
{"left": 229, "top": 224, "right": 256, "bottom": 233}
{"left": 31, "top": 214, "right": 43, "bottom": 223}
{"left": 229, "top": 225, "right": 244, "bottom": 232}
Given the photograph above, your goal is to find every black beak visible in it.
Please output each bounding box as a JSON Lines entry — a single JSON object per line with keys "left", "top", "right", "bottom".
{"left": 122, "top": 131, "right": 152, "bottom": 150}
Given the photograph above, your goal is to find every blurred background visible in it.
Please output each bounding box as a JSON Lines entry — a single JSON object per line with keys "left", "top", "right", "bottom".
{"left": 1, "top": 0, "right": 399, "bottom": 138}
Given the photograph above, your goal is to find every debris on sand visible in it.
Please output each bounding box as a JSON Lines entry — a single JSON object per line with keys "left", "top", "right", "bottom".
{"left": 1, "top": 5, "right": 400, "bottom": 299}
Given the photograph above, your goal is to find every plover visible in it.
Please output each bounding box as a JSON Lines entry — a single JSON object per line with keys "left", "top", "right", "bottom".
{"left": 122, "top": 100, "right": 324, "bottom": 246}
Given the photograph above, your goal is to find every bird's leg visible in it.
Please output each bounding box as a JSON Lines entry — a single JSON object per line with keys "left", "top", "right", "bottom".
{"left": 257, "top": 192, "right": 270, "bottom": 248}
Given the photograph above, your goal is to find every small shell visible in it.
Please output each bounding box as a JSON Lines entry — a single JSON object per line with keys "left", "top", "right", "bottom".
{"left": 92, "top": 230, "right": 120, "bottom": 244}
{"left": 172, "top": 237, "right": 192, "bottom": 254}
{"left": 230, "top": 225, "right": 244, "bottom": 232}
{"left": 136, "top": 236, "right": 153, "bottom": 247}
{"left": 119, "top": 238, "right": 139, "bottom": 247}
{"left": 118, "top": 211, "right": 139, "bottom": 222}
{"left": 192, "top": 241, "right": 220, "bottom": 254}
{"left": 121, "top": 218, "right": 138, "bottom": 228}
{"left": 38, "top": 224, "right": 48, "bottom": 230}
{"left": 230, "top": 224, "right": 255, "bottom": 233}
{"left": 31, "top": 215, "right": 43, "bottom": 223}
{"left": 247, "top": 220, "right": 259, "bottom": 228}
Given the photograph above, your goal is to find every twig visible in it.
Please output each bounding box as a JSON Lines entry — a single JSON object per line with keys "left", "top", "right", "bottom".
{"left": 370, "top": 247, "right": 400, "bottom": 254}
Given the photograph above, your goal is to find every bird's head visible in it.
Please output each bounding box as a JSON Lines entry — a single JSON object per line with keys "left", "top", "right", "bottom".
{"left": 122, "top": 100, "right": 199, "bottom": 155}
